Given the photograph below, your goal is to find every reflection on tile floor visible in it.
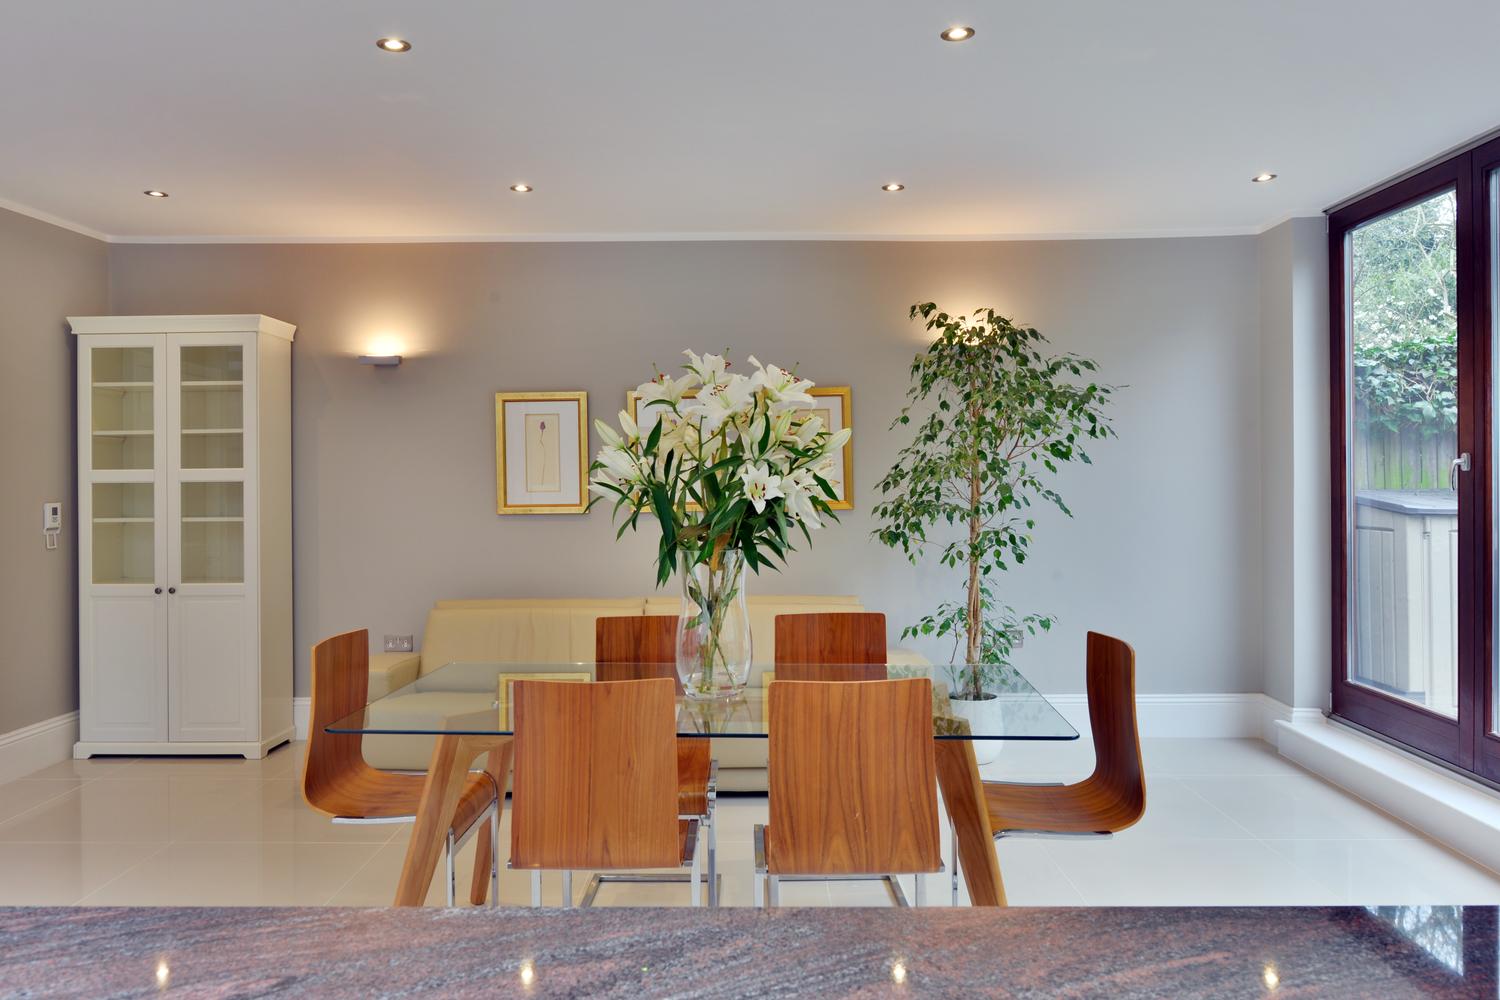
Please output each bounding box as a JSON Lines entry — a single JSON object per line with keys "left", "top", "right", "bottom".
{"left": 1, "top": 738, "right": 1497, "bottom": 907}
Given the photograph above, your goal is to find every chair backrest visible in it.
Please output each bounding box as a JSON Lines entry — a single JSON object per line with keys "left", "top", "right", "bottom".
{"left": 766, "top": 678, "right": 941, "bottom": 875}
{"left": 510, "top": 677, "right": 680, "bottom": 870}
{"left": 1085, "top": 631, "right": 1146, "bottom": 824}
{"left": 774, "top": 612, "right": 888, "bottom": 681}
{"left": 595, "top": 614, "right": 679, "bottom": 689}
{"left": 302, "top": 628, "right": 373, "bottom": 816}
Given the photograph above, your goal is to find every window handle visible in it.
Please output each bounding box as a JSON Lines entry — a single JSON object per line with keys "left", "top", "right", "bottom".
{"left": 1451, "top": 453, "right": 1471, "bottom": 491}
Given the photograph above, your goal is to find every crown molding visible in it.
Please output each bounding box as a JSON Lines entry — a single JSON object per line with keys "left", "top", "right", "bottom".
{"left": 1, "top": 192, "right": 1326, "bottom": 245}
{"left": 0, "top": 197, "right": 109, "bottom": 243}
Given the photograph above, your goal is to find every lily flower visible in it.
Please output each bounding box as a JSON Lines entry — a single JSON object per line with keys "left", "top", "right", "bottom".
{"left": 740, "top": 462, "right": 785, "bottom": 513}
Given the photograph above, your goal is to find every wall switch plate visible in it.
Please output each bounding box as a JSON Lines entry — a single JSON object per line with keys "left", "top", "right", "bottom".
{"left": 384, "top": 634, "right": 414, "bottom": 653}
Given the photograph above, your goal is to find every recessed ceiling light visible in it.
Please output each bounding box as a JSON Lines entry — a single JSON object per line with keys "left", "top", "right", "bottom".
{"left": 510, "top": 183, "right": 533, "bottom": 193}
{"left": 1251, "top": 172, "right": 1278, "bottom": 183}
{"left": 941, "top": 26, "right": 975, "bottom": 42}
{"left": 882, "top": 183, "right": 905, "bottom": 193}
{"left": 143, "top": 190, "right": 169, "bottom": 198}
{"left": 376, "top": 37, "right": 412, "bottom": 53}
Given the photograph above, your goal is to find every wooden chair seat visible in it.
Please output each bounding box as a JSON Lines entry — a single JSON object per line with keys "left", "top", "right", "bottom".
{"left": 984, "top": 778, "right": 1142, "bottom": 835}
{"left": 774, "top": 612, "right": 887, "bottom": 680}
{"left": 982, "top": 631, "right": 1145, "bottom": 839}
{"left": 676, "top": 740, "right": 712, "bottom": 818}
{"left": 303, "top": 628, "right": 505, "bottom": 908}
{"left": 757, "top": 677, "right": 942, "bottom": 907}
{"left": 313, "top": 767, "right": 497, "bottom": 836}
{"left": 595, "top": 617, "right": 713, "bottom": 805}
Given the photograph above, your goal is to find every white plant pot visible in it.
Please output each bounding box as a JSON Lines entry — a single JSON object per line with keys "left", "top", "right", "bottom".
{"left": 949, "top": 694, "right": 1005, "bottom": 766}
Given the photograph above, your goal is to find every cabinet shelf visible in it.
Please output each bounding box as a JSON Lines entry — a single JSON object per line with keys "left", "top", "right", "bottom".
{"left": 93, "top": 430, "right": 153, "bottom": 437}
{"left": 181, "top": 516, "right": 244, "bottom": 523}
{"left": 181, "top": 381, "right": 244, "bottom": 389}
{"left": 180, "top": 428, "right": 243, "bottom": 435}
{"left": 94, "top": 517, "right": 153, "bottom": 524}
{"left": 91, "top": 381, "right": 153, "bottom": 389}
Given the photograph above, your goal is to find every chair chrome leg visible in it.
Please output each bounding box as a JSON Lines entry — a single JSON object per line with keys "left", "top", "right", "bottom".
{"left": 768, "top": 875, "right": 780, "bottom": 908}
{"left": 691, "top": 829, "right": 702, "bottom": 908}
{"left": 950, "top": 825, "right": 959, "bottom": 907}
{"left": 562, "top": 870, "right": 573, "bottom": 908}
{"left": 706, "top": 811, "right": 718, "bottom": 908}
{"left": 530, "top": 870, "right": 541, "bottom": 908}
{"left": 445, "top": 829, "right": 456, "bottom": 907}
{"left": 914, "top": 874, "right": 926, "bottom": 908}
{"left": 490, "top": 816, "right": 500, "bottom": 907}
{"left": 753, "top": 873, "right": 765, "bottom": 908}
{"left": 882, "top": 874, "right": 911, "bottom": 907}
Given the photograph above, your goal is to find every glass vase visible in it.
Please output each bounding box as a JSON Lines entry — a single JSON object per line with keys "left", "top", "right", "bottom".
{"left": 676, "top": 548, "right": 752, "bottom": 701}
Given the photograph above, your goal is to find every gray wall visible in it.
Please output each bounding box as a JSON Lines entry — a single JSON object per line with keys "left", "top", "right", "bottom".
{"left": 0, "top": 208, "right": 108, "bottom": 733}
{"left": 1259, "top": 218, "right": 1331, "bottom": 709}
{"left": 108, "top": 237, "right": 1264, "bottom": 700}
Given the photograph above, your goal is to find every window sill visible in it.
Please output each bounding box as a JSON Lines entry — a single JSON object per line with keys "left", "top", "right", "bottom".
{"left": 1273, "top": 716, "right": 1500, "bottom": 874}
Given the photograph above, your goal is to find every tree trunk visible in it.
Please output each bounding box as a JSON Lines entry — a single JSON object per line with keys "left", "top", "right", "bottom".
{"left": 965, "top": 444, "right": 982, "bottom": 699}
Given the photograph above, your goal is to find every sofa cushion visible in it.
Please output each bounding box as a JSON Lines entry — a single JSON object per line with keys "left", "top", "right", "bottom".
{"left": 419, "top": 601, "right": 648, "bottom": 674}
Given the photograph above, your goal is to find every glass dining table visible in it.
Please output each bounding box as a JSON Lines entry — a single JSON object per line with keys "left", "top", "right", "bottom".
{"left": 327, "top": 661, "right": 1078, "bottom": 908}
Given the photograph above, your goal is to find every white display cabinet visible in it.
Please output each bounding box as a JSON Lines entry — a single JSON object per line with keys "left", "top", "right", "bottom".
{"left": 70, "top": 315, "right": 294, "bottom": 758}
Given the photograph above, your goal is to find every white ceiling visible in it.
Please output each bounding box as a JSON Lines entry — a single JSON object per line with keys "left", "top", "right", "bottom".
{"left": 3, "top": 0, "right": 1499, "bottom": 242}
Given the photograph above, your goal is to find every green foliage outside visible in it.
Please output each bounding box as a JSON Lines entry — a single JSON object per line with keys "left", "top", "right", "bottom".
{"left": 1350, "top": 191, "right": 1458, "bottom": 490}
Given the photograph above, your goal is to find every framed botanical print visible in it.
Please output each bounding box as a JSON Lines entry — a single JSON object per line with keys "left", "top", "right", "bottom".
{"left": 624, "top": 384, "right": 853, "bottom": 509}
{"left": 495, "top": 391, "right": 588, "bottom": 514}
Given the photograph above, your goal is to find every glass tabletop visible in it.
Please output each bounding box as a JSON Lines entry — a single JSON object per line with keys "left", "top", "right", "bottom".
{"left": 328, "top": 661, "right": 1079, "bottom": 742}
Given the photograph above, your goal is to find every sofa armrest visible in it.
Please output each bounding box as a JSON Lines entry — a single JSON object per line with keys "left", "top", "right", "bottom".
{"left": 368, "top": 652, "right": 421, "bottom": 699}
{"left": 886, "top": 646, "right": 932, "bottom": 668}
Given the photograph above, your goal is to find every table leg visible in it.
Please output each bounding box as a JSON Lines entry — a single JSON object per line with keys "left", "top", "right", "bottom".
{"left": 394, "top": 733, "right": 506, "bottom": 907}
{"left": 469, "top": 741, "right": 513, "bottom": 906}
{"left": 934, "top": 739, "right": 1007, "bottom": 907}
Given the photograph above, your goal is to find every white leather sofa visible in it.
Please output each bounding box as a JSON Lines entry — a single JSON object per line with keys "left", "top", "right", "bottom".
{"left": 363, "top": 595, "right": 929, "bottom": 791}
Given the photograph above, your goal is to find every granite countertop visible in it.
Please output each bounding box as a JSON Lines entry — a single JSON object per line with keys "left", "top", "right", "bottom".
{"left": 1, "top": 905, "right": 1493, "bottom": 999}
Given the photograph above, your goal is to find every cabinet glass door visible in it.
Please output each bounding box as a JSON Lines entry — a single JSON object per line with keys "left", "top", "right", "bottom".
{"left": 179, "top": 344, "right": 244, "bottom": 470}
{"left": 80, "top": 335, "right": 169, "bottom": 745}
{"left": 180, "top": 481, "right": 244, "bottom": 583}
{"left": 90, "top": 346, "right": 155, "bottom": 472}
{"left": 171, "top": 339, "right": 248, "bottom": 584}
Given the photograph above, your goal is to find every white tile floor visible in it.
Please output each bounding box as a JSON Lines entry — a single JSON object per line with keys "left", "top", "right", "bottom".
{"left": 2, "top": 737, "right": 1498, "bottom": 908}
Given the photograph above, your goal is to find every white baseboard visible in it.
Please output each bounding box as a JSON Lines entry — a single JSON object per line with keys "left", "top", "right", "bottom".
{"left": 293, "top": 697, "right": 310, "bottom": 741}
{"left": 287, "top": 692, "right": 1294, "bottom": 744}
{"left": 0, "top": 711, "right": 80, "bottom": 783}
{"left": 1049, "top": 692, "right": 1308, "bottom": 740}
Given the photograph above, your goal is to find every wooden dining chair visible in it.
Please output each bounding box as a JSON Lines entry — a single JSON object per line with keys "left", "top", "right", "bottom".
{"left": 509, "top": 677, "right": 702, "bottom": 907}
{"left": 773, "top": 612, "right": 888, "bottom": 681}
{"left": 754, "top": 678, "right": 943, "bottom": 907}
{"left": 594, "top": 614, "right": 718, "bottom": 906}
{"left": 301, "top": 629, "right": 503, "bottom": 907}
{"left": 969, "top": 631, "right": 1145, "bottom": 904}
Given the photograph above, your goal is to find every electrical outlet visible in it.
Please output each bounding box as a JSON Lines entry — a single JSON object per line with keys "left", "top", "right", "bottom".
{"left": 383, "top": 634, "right": 414, "bottom": 653}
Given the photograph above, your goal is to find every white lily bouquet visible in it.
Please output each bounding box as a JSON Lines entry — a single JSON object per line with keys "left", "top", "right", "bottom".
{"left": 589, "top": 350, "right": 851, "bottom": 699}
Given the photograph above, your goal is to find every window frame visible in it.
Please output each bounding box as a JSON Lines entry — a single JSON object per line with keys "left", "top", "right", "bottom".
{"left": 1328, "top": 153, "right": 1477, "bottom": 773}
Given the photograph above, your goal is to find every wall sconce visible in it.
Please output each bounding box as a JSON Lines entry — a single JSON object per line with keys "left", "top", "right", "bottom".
{"left": 358, "top": 355, "right": 402, "bottom": 367}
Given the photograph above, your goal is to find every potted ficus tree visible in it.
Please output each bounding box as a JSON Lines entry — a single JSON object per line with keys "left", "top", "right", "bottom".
{"left": 873, "top": 303, "right": 1115, "bottom": 762}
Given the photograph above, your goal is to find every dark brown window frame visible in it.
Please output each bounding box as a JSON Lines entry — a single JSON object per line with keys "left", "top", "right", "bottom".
{"left": 1328, "top": 135, "right": 1500, "bottom": 783}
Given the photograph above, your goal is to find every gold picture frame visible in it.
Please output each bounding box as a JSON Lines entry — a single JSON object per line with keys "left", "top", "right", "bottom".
{"left": 806, "top": 386, "right": 853, "bottom": 510}
{"left": 624, "top": 384, "right": 853, "bottom": 510}
{"left": 495, "top": 391, "right": 589, "bottom": 514}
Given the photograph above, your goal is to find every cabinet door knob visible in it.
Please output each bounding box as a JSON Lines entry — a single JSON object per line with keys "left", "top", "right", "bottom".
{"left": 154, "top": 587, "right": 163, "bottom": 595}
{"left": 167, "top": 587, "right": 176, "bottom": 594}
